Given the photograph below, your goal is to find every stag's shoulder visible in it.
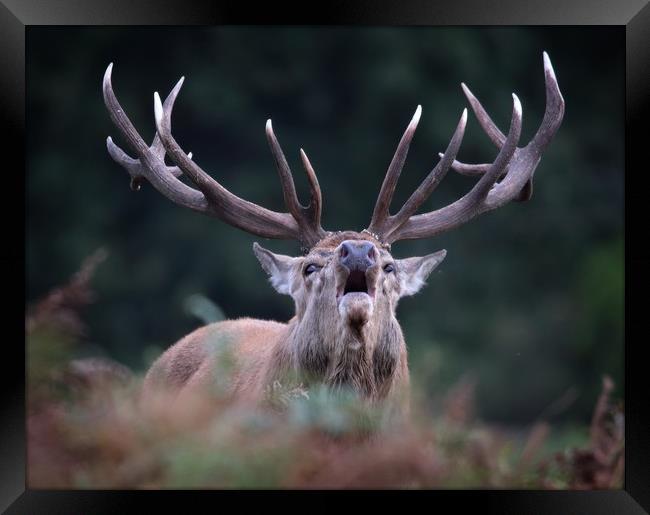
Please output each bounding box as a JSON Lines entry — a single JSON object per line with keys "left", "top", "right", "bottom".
{"left": 225, "top": 317, "right": 288, "bottom": 335}
{"left": 183, "top": 317, "right": 287, "bottom": 352}
{"left": 181, "top": 317, "right": 285, "bottom": 340}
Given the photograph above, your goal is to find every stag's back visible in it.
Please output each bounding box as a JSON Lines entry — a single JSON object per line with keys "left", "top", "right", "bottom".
{"left": 141, "top": 318, "right": 289, "bottom": 404}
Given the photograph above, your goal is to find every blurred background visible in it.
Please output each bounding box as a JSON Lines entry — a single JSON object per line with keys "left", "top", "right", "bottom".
{"left": 27, "top": 27, "right": 623, "bottom": 430}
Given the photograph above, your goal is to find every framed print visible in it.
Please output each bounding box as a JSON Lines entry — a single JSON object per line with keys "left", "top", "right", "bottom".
{"left": 4, "top": 0, "right": 648, "bottom": 513}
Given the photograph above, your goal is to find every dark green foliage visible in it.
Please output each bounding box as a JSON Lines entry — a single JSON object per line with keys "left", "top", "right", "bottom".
{"left": 27, "top": 27, "right": 623, "bottom": 424}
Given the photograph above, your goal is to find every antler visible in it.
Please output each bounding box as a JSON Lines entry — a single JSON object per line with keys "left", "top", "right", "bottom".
{"left": 367, "top": 51, "right": 565, "bottom": 244}
{"left": 102, "top": 63, "right": 327, "bottom": 249}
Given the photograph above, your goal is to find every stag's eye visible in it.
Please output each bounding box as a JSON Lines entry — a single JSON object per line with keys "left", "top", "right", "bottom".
{"left": 304, "top": 264, "right": 321, "bottom": 276}
{"left": 383, "top": 263, "right": 395, "bottom": 273}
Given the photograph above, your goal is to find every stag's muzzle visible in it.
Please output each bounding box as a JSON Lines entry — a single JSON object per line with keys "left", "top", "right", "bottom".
{"left": 339, "top": 240, "right": 376, "bottom": 271}
{"left": 337, "top": 240, "right": 379, "bottom": 304}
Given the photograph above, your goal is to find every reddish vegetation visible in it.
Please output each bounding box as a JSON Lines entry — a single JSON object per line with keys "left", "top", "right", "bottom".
{"left": 537, "top": 376, "right": 624, "bottom": 489}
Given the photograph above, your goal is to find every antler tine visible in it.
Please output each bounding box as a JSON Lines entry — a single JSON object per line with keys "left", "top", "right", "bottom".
{"left": 454, "top": 79, "right": 529, "bottom": 197}
{"left": 300, "top": 148, "right": 323, "bottom": 229}
{"left": 103, "top": 63, "right": 208, "bottom": 210}
{"left": 265, "top": 120, "right": 304, "bottom": 219}
{"left": 152, "top": 83, "right": 311, "bottom": 241}
{"left": 437, "top": 152, "right": 524, "bottom": 198}
{"left": 461, "top": 82, "right": 506, "bottom": 149}
{"left": 437, "top": 154, "right": 491, "bottom": 176}
{"left": 462, "top": 95, "right": 522, "bottom": 201}
{"left": 530, "top": 51, "right": 565, "bottom": 152}
{"left": 107, "top": 137, "right": 188, "bottom": 192}
{"left": 389, "top": 93, "right": 523, "bottom": 242}
{"left": 442, "top": 152, "right": 532, "bottom": 202}
{"left": 378, "top": 108, "right": 468, "bottom": 241}
{"left": 265, "top": 122, "right": 327, "bottom": 248}
{"left": 369, "top": 105, "right": 422, "bottom": 233}
{"left": 153, "top": 89, "right": 228, "bottom": 198}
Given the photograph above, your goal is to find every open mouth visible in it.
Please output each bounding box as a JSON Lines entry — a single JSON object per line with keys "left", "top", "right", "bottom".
{"left": 338, "top": 269, "right": 375, "bottom": 301}
{"left": 344, "top": 270, "right": 368, "bottom": 295}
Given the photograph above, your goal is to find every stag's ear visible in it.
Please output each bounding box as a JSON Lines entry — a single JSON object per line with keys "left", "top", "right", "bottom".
{"left": 397, "top": 249, "right": 447, "bottom": 297}
{"left": 253, "top": 243, "right": 299, "bottom": 295}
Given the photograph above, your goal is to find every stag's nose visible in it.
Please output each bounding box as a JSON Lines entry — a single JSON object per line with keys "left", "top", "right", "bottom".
{"left": 339, "top": 240, "right": 376, "bottom": 271}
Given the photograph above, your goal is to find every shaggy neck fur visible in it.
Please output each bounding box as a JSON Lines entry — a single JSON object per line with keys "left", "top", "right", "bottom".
{"left": 275, "top": 306, "right": 405, "bottom": 402}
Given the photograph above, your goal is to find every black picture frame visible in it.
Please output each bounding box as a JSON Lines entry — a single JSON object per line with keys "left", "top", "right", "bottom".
{"left": 5, "top": 1, "right": 648, "bottom": 513}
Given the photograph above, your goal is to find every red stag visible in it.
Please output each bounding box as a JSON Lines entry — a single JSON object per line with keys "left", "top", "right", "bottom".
{"left": 103, "top": 52, "right": 564, "bottom": 417}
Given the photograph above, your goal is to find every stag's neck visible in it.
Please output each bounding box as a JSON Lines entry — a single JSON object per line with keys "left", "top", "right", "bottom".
{"left": 271, "top": 314, "right": 405, "bottom": 401}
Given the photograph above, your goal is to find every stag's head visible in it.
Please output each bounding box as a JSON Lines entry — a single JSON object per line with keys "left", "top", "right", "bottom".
{"left": 102, "top": 52, "right": 564, "bottom": 354}
{"left": 253, "top": 232, "right": 446, "bottom": 342}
